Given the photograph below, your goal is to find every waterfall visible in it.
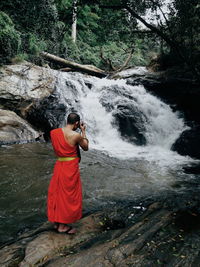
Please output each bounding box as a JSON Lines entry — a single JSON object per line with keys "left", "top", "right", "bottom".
{"left": 54, "top": 71, "right": 190, "bottom": 166}
{"left": 80, "top": 78, "right": 186, "bottom": 148}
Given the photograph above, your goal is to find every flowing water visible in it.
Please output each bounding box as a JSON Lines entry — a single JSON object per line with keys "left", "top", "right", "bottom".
{"left": 0, "top": 70, "right": 199, "bottom": 245}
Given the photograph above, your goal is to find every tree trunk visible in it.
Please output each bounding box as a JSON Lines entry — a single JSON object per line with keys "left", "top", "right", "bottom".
{"left": 40, "top": 51, "right": 108, "bottom": 78}
{"left": 71, "top": 0, "right": 78, "bottom": 43}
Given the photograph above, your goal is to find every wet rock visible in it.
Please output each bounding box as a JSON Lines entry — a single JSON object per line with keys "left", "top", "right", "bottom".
{"left": 0, "top": 62, "right": 83, "bottom": 139}
{"left": 127, "top": 68, "right": 200, "bottom": 158}
{"left": 26, "top": 95, "right": 67, "bottom": 141}
{"left": 0, "top": 62, "right": 55, "bottom": 116}
{"left": 25, "top": 71, "right": 85, "bottom": 139}
{"left": 0, "top": 109, "right": 39, "bottom": 145}
{"left": 111, "top": 66, "right": 148, "bottom": 79}
{"left": 100, "top": 86, "right": 147, "bottom": 145}
{"left": 127, "top": 68, "right": 200, "bottom": 125}
{"left": 2, "top": 200, "right": 200, "bottom": 267}
{"left": 172, "top": 126, "right": 200, "bottom": 159}
{"left": 113, "top": 104, "right": 147, "bottom": 145}
{"left": 45, "top": 203, "right": 172, "bottom": 267}
{"left": 0, "top": 244, "right": 25, "bottom": 267}
{"left": 0, "top": 212, "right": 106, "bottom": 267}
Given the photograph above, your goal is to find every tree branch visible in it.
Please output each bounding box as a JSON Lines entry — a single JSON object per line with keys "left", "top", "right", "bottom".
{"left": 148, "top": 0, "right": 172, "bottom": 35}
{"left": 115, "top": 48, "right": 134, "bottom": 72}
{"left": 125, "top": 6, "right": 175, "bottom": 48}
{"left": 100, "top": 48, "right": 117, "bottom": 71}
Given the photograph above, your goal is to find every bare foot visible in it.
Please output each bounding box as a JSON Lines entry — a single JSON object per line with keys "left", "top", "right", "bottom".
{"left": 57, "top": 223, "right": 76, "bottom": 234}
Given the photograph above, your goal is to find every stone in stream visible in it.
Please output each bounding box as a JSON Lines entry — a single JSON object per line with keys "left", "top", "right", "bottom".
{"left": 171, "top": 126, "right": 200, "bottom": 159}
{"left": 112, "top": 104, "right": 147, "bottom": 146}
{"left": 0, "top": 109, "right": 40, "bottom": 145}
{"left": 99, "top": 86, "right": 147, "bottom": 146}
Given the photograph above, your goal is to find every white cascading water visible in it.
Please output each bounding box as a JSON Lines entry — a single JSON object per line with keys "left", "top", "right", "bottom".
{"left": 56, "top": 70, "right": 193, "bottom": 167}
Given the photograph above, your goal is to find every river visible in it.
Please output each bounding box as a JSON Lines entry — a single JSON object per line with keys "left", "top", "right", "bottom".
{"left": 0, "top": 69, "right": 200, "bottom": 245}
{"left": 0, "top": 141, "right": 199, "bottom": 245}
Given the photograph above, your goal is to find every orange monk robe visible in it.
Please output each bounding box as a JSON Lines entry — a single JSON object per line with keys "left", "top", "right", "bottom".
{"left": 47, "top": 128, "right": 82, "bottom": 224}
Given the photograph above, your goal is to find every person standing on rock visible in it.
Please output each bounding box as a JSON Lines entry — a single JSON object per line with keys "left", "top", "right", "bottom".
{"left": 47, "top": 112, "right": 89, "bottom": 234}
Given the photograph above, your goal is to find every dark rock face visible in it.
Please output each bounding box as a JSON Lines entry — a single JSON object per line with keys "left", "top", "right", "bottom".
{"left": 172, "top": 127, "right": 200, "bottom": 159}
{"left": 146, "top": 82, "right": 200, "bottom": 126}
{"left": 127, "top": 69, "right": 200, "bottom": 158}
{"left": 100, "top": 86, "right": 147, "bottom": 146}
{"left": 113, "top": 105, "right": 147, "bottom": 145}
{"left": 26, "top": 94, "right": 67, "bottom": 140}
{"left": 127, "top": 72, "right": 200, "bottom": 126}
{"left": 26, "top": 88, "right": 81, "bottom": 141}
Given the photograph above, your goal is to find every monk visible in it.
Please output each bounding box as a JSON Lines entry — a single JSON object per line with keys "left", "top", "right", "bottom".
{"left": 47, "top": 113, "right": 89, "bottom": 234}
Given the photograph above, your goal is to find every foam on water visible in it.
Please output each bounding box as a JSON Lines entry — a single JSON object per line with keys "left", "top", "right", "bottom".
{"left": 58, "top": 71, "right": 196, "bottom": 168}
{"left": 79, "top": 78, "right": 194, "bottom": 167}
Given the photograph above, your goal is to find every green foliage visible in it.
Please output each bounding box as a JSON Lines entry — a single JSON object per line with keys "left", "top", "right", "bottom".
{"left": 25, "top": 34, "right": 47, "bottom": 55}
{"left": 60, "top": 33, "right": 81, "bottom": 61}
{"left": 11, "top": 53, "right": 29, "bottom": 63}
{"left": 0, "top": 11, "right": 13, "bottom": 27}
{"left": 0, "top": 0, "right": 199, "bottom": 74}
{"left": 0, "top": 0, "right": 58, "bottom": 38}
{"left": 0, "top": 0, "right": 160, "bottom": 68}
{"left": 169, "top": 0, "right": 200, "bottom": 69}
{"left": 0, "top": 12, "right": 21, "bottom": 64}
{"left": 55, "top": 0, "right": 74, "bottom": 25}
{"left": 99, "top": 42, "right": 132, "bottom": 69}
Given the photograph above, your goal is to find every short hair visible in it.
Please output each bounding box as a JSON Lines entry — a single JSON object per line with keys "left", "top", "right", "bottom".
{"left": 67, "top": 112, "right": 80, "bottom": 124}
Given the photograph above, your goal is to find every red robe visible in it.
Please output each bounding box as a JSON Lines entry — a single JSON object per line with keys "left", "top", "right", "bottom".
{"left": 47, "top": 128, "right": 82, "bottom": 224}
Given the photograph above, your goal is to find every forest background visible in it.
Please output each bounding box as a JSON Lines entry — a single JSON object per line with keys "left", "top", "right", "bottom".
{"left": 0, "top": 0, "right": 199, "bottom": 75}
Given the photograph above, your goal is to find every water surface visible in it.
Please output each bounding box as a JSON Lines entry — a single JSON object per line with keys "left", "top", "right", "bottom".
{"left": 0, "top": 142, "right": 199, "bottom": 245}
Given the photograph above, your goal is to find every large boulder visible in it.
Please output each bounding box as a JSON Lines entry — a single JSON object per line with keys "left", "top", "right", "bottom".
{"left": 127, "top": 68, "right": 200, "bottom": 125}
{"left": 99, "top": 85, "right": 147, "bottom": 145}
{"left": 0, "top": 62, "right": 55, "bottom": 116}
{"left": 172, "top": 126, "right": 200, "bottom": 159}
{"left": 112, "top": 104, "right": 147, "bottom": 145}
{"left": 0, "top": 109, "right": 39, "bottom": 145}
{"left": 26, "top": 95, "right": 67, "bottom": 140}
{"left": 26, "top": 71, "right": 84, "bottom": 139}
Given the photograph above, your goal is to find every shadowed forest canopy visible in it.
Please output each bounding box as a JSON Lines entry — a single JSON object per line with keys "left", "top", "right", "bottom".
{"left": 0, "top": 0, "right": 199, "bottom": 74}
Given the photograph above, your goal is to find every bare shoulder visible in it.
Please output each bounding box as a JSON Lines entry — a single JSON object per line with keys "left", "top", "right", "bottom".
{"left": 72, "top": 132, "right": 81, "bottom": 142}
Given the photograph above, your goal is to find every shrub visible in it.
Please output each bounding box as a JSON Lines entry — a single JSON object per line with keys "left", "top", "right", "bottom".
{"left": 0, "top": 11, "right": 21, "bottom": 64}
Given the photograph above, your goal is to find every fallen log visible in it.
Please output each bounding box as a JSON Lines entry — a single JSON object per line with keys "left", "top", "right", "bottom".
{"left": 40, "top": 51, "right": 108, "bottom": 78}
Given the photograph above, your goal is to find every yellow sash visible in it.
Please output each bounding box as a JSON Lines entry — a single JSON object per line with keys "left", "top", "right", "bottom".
{"left": 57, "top": 157, "right": 77, "bottom": 161}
